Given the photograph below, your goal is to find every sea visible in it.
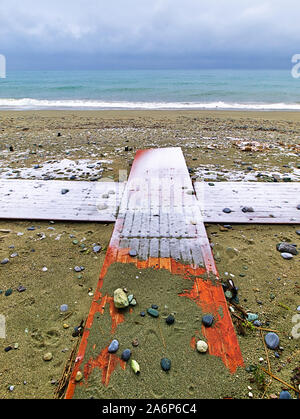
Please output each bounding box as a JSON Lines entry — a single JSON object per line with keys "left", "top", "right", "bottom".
{"left": 0, "top": 69, "right": 299, "bottom": 111}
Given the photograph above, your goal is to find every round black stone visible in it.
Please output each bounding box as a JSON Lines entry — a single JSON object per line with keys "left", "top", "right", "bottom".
{"left": 202, "top": 314, "right": 214, "bottom": 327}
{"left": 166, "top": 315, "right": 175, "bottom": 325}
{"left": 161, "top": 358, "right": 171, "bottom": 372}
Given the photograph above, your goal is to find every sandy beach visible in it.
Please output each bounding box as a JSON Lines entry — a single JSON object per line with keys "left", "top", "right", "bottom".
{"left": 0, "top": 110, "right": 299, "bottom": 399}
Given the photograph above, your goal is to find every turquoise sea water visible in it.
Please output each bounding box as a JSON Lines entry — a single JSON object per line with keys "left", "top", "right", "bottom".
{"left": 0, "top": 69, "right": 299, "bottom": 110}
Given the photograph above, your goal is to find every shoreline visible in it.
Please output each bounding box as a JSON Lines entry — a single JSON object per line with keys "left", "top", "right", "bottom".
{"left": 1, "top": 109, "right": 300, "bottom": 122}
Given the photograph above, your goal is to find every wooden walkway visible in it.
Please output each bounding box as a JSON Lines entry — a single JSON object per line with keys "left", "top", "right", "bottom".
{"left": 0, "top": 179, "right": 125, "bottom": 222}
{"left": 1, "top": 179, "right": 299, "bottom": 225}
{"left": 65, "top": 147, "right": 244, "bottom": 399}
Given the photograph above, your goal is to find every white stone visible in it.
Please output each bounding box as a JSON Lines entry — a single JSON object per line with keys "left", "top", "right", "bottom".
{"left": 196, "top": 340, "right": 208, "bottom": 353}
{"left": 113, "top": 288, "right": 129, "bottom": 309}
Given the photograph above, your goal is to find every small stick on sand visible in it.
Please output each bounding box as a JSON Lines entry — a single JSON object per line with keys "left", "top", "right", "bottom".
{"left": 54, "top": 338, "right": 80, "bottom": 399}
{"left": 261, "top": 368, "right": 300, "bottom": 395}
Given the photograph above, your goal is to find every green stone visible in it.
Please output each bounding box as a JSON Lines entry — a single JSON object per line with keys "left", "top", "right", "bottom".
{"left": 5, "top": 288, "right": 13, "bottom": 297}
{"left": 147, "top": 308, "right": 159, "bottom": 318}
{"left": 225, "top": 290, "right": 233, "bottom": 300}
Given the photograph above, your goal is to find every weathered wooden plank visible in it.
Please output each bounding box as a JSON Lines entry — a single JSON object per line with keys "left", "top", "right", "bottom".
{"left": 194, "top": 181, "right": 300, "bottom": 224}
{"left": 0, "top": 179, "right": 125, "bottom": 222}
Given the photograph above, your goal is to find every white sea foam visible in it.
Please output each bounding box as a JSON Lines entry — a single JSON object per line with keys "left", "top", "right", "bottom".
{"left": 0, "top": 98, "right": 300, "bottom": 111}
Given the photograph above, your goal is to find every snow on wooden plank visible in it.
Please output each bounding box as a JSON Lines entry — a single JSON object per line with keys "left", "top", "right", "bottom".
{"left": 0, "top": 179, "right": 125, "bottom": 222}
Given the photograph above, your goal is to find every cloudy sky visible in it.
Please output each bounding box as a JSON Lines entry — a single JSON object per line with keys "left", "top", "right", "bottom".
{"left": 0, "top": 0, "right": 299, "bottom": 70}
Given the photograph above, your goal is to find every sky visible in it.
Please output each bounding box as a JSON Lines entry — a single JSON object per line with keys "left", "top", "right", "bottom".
{"left": 0, "top": 0, "right": 299, "bottom": 70}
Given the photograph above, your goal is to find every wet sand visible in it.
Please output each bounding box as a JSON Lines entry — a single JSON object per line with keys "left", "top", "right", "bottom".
{"left": 0, "top": 110, "right": 299, "bottom": 399}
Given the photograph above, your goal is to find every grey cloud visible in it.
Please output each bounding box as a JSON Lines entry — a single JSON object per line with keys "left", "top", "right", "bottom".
{"left": 0, "top": 0, "right": 299, "bottom": 68}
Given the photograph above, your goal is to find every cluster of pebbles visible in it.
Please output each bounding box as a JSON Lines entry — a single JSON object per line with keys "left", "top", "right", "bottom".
{"left": 110, "top": 283, "right": 211, "bottom": 376}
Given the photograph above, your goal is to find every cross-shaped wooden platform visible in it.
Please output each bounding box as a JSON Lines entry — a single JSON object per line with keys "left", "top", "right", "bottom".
{"left": 1, "top": 147, "right": 299, "bottom": 398}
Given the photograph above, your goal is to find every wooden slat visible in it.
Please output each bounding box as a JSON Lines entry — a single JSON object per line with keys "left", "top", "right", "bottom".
{"left": 0, "top": 179, "right": 125, "bottom": 222}
{"left": 194, "top": 181, "right": 300, "bottom": 224}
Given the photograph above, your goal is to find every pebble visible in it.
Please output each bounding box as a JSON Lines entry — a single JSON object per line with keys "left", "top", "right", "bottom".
{"left": 130, "top": 359, "right": 140, "bottom": 374}
{"left": 196, "top": 340, "right": 208, "bottom": 353}
{"left": 113, "top": 288, "right": 129, "bottom": 309}
{"left": 61, "top": 189, "right": 69, "bottom": 195}
{"left": 8, "top": 385, "right": 15, "bottom": 392}
{"left": 147, "top": 308, "right": 159, "bottom": 318}
{"left": 98, "top": 203, "right": 108, "bottom": 210}
{"left": 43, "top": 352, "right": 53, "bottom": 361}
{"left": 225, "top": 290, "right": 233, "bottom": 300}
{"left": 5, "top": 288, "right": 13, "bottom": 297}
{"left": 151, "top": 304, "right": 158, "bottom": 309}
{"left": 108, "top": 339, "right": 119, "bottom": 353}
{"left": 127, "top": 294, "right": 134, "bottom": 303}
{"left": 281, "top": 253, "right": 294, "bottom": 260}
{"left": 92, "top": 245, "right": 101, "bottom": 253}
{"left": 166, "top": 315, "right": 175, "bottom": 325}
{"left": 74, "top": 266, "right": 84, "bottom": 272}
{"left": 222, "top": 208, "right": 232, "bottom": 214}
{"left": 279, "top": 391, "right": 292, "bottom": 399}
{"left": 202, "top": 314, "right": 214, "bottom": 327}
{"left": 128, "top": 249, "right": 138, "bottom": 257}
{"left": 140, "top": 311, "right": 146, "bottom": 317}
{"left": 60, "top": 304, "right": 68, "bottom": 312}
{"left": 75, "top": 371, "right": 83, "bottom": 382}
{"left": 265, "top": 332, "right": 280, "bottom": 350}
{"left": 247, "top": 313, "right": 259, "bottom": 322}
{"left": 277, "top": 243, "right": 298, "bottom": 255}
{"left": 121, "top": 349, "right": 131, "bottom": 361}
{"left": 242, "top": 206, "right": 254, "bottom": 213}
{"left": 42, "top": 266, "right": 48, "bottom": 272}
{"left": 1, "top": 258, "right": 9, "bottom": 265}
{"left": 161, "top": 358, "right": 171, "bottom": 372}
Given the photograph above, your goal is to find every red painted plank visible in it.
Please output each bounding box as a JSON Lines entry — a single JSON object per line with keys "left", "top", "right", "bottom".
{"left": 65, "top": 148, "right": 244, "bottom": 399}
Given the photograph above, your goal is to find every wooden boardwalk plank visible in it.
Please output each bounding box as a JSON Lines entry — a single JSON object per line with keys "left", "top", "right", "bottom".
{"left": 0, "top": 179, "right": 125, "bottom": 222}
{"left": 194, "top": 181, "right": 300, "bottom": 224}
{"left": 1, "top": 178, "right": 299, "bottom": 225}
{"left": 65, "top": 147, "right": 244, "bottom": 399}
